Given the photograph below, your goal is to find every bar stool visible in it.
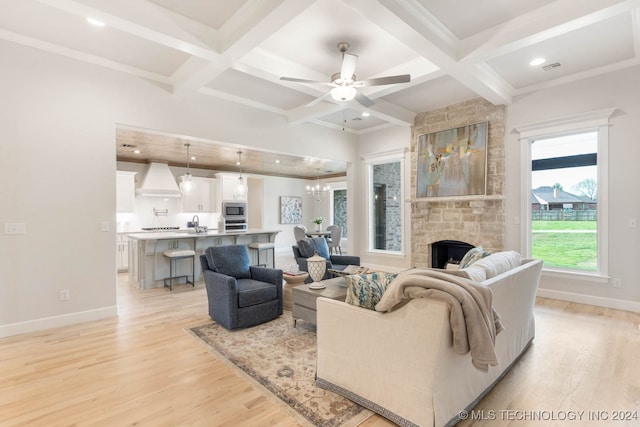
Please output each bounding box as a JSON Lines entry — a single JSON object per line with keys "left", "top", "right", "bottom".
{"left": 163, "top": 249, "right": 195, "bottom": 291}
{"left": 248, "top": 242, "right": 275, "bottom": 268}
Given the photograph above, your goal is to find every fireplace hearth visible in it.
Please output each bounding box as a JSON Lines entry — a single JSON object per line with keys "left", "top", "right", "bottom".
{"left": 431, "top": 240, "right": 474, "bottom": 269}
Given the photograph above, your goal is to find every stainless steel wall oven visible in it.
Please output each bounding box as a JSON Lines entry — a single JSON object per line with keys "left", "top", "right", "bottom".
{"left": 222, "top": 202, "right": 247, "bottom": 231}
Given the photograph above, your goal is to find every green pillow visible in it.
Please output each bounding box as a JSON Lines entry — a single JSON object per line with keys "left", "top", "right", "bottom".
{"left": 345, "top": 272, "right": 398, "bottom": 310}
{"left": 459, "top": 246, "right": 491, "bottom": 269}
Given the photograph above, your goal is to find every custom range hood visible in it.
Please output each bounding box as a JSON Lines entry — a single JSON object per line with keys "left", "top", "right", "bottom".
{"left": 136, "top": 162, "right": 181, "bottom": 197}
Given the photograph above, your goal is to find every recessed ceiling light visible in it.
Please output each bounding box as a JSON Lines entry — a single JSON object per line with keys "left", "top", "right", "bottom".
{"left": 529, "top": 58, "right": 546, "bottom": 66}
{"left": 86, "top": 17, "right": 106, "bottom": 27}
{"left": 133, "top": 150, "right": 141, "bottom": 154}
{"left": 275, "top": 159, "right": 281, "bottom": 164}
{"left": 190, "top": 156, "right": 196, "bottom": 160}
{"left": 362, "top": 112, "right": 370, "bottom": 117}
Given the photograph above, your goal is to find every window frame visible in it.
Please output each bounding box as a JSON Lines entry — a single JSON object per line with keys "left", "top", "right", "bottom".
{"left": 362, "top": 148, "right": 406, "bottom": 256}
{"left": 515, "top": 108, "right": 614, "bottom": 279}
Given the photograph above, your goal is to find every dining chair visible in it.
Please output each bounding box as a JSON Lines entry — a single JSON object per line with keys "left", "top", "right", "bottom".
{"left": 326, "top": 225, "right": 342, "bottom": 255}
{"left": 293, "top": 225, "right": 307, "bottom": 242}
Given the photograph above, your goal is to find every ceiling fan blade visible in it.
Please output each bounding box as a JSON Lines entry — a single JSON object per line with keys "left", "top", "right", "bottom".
{"left": 340, "top": 53, "right": 358, "bottom": 82}
{"left": 358, "top": 74, "right": 411, "bottom": 87}
{"left": 280, "top": 77, "right": 328, "bottom": 85}
{"left": 354, "top": 92, "right": 374, "bottom": 108}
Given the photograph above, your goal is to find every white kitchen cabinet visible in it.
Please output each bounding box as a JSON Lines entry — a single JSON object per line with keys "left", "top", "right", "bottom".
{"left": 180, "top": 177, "right": 218, "bottom": 212}
{"left": 217, "top": 173, "right": 247, "bottom": 202}
{"left": 116, "top": 171, "right": 137, "bottom": 213}
{"left": 116, "top": 234, "right": 129, "bottom": 271}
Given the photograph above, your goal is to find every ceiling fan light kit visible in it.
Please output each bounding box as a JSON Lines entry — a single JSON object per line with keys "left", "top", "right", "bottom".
{"left": 280, "top": 42, "right": 410, "bottom": 108}
{"left": 331, "top": 85, "right": 356, "bottom": 101}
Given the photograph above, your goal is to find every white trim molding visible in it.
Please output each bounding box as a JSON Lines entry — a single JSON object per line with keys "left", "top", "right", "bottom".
{"left": 0, "top": 306, "right": 118, "bottom": 339}
{"left": 513, "top": 108, "right": 617, "bottom": 141}
{"left": 537, "top": 288, "right": 640, "bottom": 314}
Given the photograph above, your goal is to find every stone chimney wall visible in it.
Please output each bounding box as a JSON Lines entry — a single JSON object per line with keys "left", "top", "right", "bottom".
{"left": 411, "top": 98, "right": 506, "bottom": 267}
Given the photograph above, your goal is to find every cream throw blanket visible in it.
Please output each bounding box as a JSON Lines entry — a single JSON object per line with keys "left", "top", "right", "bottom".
{"left": 375, "top": 269, "right": 504, "bottom": 371}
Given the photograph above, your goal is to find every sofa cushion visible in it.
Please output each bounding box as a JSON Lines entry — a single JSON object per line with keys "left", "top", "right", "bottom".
{"left": 459, "top": 246, "right": 491, "bottom": 269}
{"left": 205, "top": 245, "right": 251, "bottom": 279}
{"left": 458, "top": 264, "right": 487, "bottom": 282}
{"left": 472, "top": 251, "right": 521, "bottom": 279}
{"left": 298, "top": 237, "right": 331, "bottom": 260}
{"left": 236, "top": 278, "right": 277, "bottom": 307}
{"left": 345, "top": 272, "right": 398, "bottom": 310}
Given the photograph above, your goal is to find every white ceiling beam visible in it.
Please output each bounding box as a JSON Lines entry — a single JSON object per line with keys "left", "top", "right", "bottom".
{"left": 218, "top": 0, "right": 316, "bottom": 56}
{"left": 350, "top": 98, "right": 415, "bottom": 127}
{"left": 172, "top": 0, "right": 317, "bottom": 95}
{"left": 287, "top": 103, "right": 345, "bottom": 125}
{"left": 459, "top": 0, "right": 638, "bottom": 63}
{"left": 35, "top": 0, "right": 220, "bottom": 59}
{"left": 197, "top": 87, "right": 287, "bottom": 115}
{"left": 235, "top": 48, "right": 329, "bottom": 95}
{"left": 0, "top": 29, "right": 171, "bottom": 85}
{"left": 344, "top": 0, "right": 512, "bottom": 105}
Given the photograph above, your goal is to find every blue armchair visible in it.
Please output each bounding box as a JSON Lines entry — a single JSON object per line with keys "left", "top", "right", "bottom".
{"left": 200, "top": 245, "right": 283, "bottom": 330}
{"left": 292, "top": 237, "right": 360, "bottom": 283}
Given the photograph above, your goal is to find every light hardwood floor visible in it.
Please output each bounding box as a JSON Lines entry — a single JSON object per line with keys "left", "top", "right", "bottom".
{"left": 0, "top": 256, "right": 639, "bottom": 426}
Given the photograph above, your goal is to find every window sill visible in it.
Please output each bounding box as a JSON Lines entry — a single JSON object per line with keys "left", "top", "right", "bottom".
{"left": 365, "top": 250, "right": 405, "bottom": 259}
{"left": 542, "top": 268, "right": 609, "bottom": 284}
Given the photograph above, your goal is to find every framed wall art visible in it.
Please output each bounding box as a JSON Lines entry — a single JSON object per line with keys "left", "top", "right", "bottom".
{"left": 280, "top": 196, "right": 302, "bottom": 224}
{"left": 416, "top": 121, "right": 488, "bottom": 198}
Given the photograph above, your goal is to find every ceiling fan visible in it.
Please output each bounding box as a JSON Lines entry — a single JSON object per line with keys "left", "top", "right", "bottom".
{"left": 280, "top": 42, "right": 410, "bottom": 108}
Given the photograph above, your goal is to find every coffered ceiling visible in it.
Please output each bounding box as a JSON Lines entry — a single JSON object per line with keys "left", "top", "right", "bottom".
{"left": 2, "top": 0, "right": 638, "bottom": 177}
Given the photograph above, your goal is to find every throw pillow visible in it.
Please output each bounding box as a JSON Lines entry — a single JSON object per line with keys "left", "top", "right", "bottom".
{"left": 345, "top": 272, "right": 398, "bottom": 310}
{"left": 472, "top": 251, "right": 522, "bottom": 279}
{"left": 205, "top": 245, "right": 251, "bottom": 279}
{"left": 458, "top": 264, "right": 487, "bottom": 282}
{"left": 459, "top": 246, "right": 491, "bottom": 269}
{"left": 297, "top": 237, "right": 331, "bottom": 260}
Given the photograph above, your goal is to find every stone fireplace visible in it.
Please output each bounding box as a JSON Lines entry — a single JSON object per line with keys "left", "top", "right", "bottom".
{"left": 411, "top": 98, "right": 506, "bottom": 268}
{"left": 431, "top": 240, "right": 474, "bottom": 269}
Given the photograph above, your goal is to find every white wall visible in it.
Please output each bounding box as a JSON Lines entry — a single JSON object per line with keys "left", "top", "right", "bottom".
{"left": 0, "top": 40, "right": 357, "bottom": 337}
{"left": 504, "top": 65, "right": 640, "bottom": 310}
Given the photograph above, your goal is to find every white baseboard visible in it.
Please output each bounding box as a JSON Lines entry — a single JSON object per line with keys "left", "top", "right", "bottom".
{"left": 0, "top": 306, "right": 118, "bottom": 339}
{"left": 537, "top": 288, "right": 640, "bottom": 313}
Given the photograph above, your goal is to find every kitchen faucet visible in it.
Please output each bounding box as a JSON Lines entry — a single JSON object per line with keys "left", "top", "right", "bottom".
{"left": 191, "top": 215, "right": 206, "bottom": 233}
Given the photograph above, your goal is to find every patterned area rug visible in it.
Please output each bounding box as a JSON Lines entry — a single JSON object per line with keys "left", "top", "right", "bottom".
{"left": 190, "top": 312, "right": 372, "bottom": 427}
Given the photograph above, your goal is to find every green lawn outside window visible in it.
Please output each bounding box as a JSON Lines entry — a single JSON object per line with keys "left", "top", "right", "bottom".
{"left": 531, "top": 220, "right": 597, "bottom": 271}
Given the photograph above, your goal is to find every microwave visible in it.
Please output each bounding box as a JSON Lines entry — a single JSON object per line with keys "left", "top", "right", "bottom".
{"left": 223, "top": 202, "right": 246, "bottom": 217}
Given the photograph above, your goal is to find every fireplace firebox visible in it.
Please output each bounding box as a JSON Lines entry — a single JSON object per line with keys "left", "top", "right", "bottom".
{"left": 431, "top": 240, "right": 474, "bottom": 269}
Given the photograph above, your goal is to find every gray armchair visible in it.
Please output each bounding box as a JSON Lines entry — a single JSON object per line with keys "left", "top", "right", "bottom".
{"left": 292, "top": 237, "right": 360, "bottom": 283}
{"left": 200, "top": 245, "right": 283, "bottom": 330}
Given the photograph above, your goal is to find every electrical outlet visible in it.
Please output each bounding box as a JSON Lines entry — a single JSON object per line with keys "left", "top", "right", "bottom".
{"left": 612, "top": 278, "right": 622, "bottom": 288}
{"left": 4, "top": 223, "right": 26, "bottom": 235}
{"left": 59, "top": 290, "right": 70, "bottom": 301}
{"left": 629, "top": 218, "right": 637, "bottom": 228}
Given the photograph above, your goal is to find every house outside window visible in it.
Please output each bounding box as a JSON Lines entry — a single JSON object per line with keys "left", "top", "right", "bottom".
{"left": 530, "top": 132, "right": 598, "bottom": 271}
{"left": 363, "top": 149, "right": 405, "bottom": 255}
{"left": 332, "top": 189, "right": 347, "bottom": 237}
{"left": 516, "top": 109, "right": 613, "bottom": 277}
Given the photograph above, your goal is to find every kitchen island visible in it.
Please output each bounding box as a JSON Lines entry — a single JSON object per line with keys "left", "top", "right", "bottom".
{"left": 126, "top": 229, "right": 281, "bottom": 289}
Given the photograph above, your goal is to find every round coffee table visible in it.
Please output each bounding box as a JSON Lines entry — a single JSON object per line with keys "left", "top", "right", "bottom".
{"left": 283, "top": 272, "right": 309, "bottom": 311}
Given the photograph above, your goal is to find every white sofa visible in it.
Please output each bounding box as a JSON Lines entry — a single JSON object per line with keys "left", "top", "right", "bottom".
{"left": 315, "top": 257, "right": 542, "bottom": 427}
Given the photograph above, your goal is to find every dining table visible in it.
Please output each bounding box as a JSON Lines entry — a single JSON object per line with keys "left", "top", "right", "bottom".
{"left": 305, "top": 230, "right": 331, "bottom": 238}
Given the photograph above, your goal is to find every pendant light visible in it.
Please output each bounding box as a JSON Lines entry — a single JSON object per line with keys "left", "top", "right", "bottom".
{"left": 180, "top": 143, "right": 194, "bottom": 194}
{"left": 235, "top": 150, "right": 247, "bottom": 196}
